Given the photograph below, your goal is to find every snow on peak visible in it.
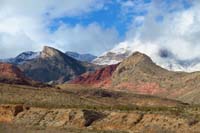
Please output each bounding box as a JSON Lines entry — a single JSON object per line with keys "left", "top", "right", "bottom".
{"left": 0, "top": 51, "right": 40, "bottom": 64}
{"left": 93, "top": 40, "right": 200, "bottom": 72}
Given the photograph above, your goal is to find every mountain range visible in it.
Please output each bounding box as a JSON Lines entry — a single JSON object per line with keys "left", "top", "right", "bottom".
{"left": 0, "top": 51, "right": 40, "bottom": 65}
{"left": 18, "top": 46, "right": 98, "bottom": 83}
{"left": 72, "top": 52, "right": 200, "bottom": 104}
{"left": 2, "top": 46, "right": 200, "bottom": 132}
{"left": 93, "top": 43, "right": 200, "bottom": 72}
{"left": 0, "top": 50, "right": 96, "bottom": 65}
{"left": 0, "top": 47, "right": 99, "bottom": 83}
{"left": 3, "top": 44, "right": 200, "bottom": 72}
{"left": 2, "top": 45, "right": 200, "bottom": 104}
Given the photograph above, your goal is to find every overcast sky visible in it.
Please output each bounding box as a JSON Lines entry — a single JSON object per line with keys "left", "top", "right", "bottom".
{"left": 0, "top": 0, "right": 199, "bottom": 59}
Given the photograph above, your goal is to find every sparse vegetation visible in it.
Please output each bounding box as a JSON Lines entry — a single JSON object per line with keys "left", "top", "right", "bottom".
{"left": 0, "top": 123, "right": 127, "bottom": 133}
{"left": 1, "top": 83, "right": 200, "bottom": 132}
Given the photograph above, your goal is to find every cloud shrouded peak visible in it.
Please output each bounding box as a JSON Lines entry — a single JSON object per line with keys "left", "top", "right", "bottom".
{"left": 1, "top": 0, "right": 200, "bottom": 71}
{"left": 94, "top": 0, "right": 200, "bottom": 72}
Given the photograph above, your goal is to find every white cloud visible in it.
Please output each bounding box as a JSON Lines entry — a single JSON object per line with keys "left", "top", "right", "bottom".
{"left": 50, "top": 23, "right": 119, "bottom": 55}
{"left": 117, "top": 0, "right": 200, "bottom": 61}
{"left": 0, "top": 0, "right": 118, "bottom": 58}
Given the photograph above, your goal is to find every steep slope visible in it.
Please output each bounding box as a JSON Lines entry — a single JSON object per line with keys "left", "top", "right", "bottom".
{"left": 70, "top": 64, "right": 119, "bottom": 87}
{"left": 75, "top": 51, "right": 200, "bottom": 104}
{"left": 19, "top": 46, "right": 91, "bottom": 83}
{"left": 66, "top": 51, "right": 97, "bottom": 62}
{"left": 111, "top": 52, "right": 200, "bottom": 103}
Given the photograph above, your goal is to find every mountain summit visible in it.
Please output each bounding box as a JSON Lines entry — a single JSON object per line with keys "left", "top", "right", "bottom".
{"left": 40, "top": 46, "right": 64, "bottom": 58}
{"left": 18, "top": 46, "right": 93, "bottom": 83}
{"left": 93, "top": 43, "right": 200, "bottom": 72}
{"left": 112, "top": 51, "right": 169, "bottom": 86}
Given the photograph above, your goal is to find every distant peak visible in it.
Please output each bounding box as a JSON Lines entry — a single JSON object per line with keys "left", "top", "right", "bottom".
{"left": 131, "top": 51, "right": 151, "bottom": 60}
{"left": 124, "top": 51, "right": 153, "bottom": 65}
{"left": 43, "top": 46, "right": 59, "bottom": 52}
{"left": 131, "top": 51, "right": 145, "bottom": 56}
{"left": 41, "top": 46, "right": 63, "bottom": 58}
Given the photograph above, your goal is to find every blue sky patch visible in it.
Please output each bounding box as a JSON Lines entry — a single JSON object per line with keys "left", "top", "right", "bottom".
{"left": 48, "top": 0, "right": 192, "bottom": 39}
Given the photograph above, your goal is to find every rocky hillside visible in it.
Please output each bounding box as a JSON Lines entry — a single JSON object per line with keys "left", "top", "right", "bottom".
{"left": 18, "top": 46, "right": 96, "bottom": 83}
{"left": 110, "top": 52, "right": 200, "bottom": 104}
{"left": 70, "top": 64, "right": 119, "bottom": 87}
{"left": 1, "top": 103, "right": 200, "bottom": 133}
{"left": 1, "top": 78, "right": 200, "bottom": 133}
{"left": 0, "top": 63, "right": 25, "bottom": 79}
{"left": 0, "top": 83, "right": 195, "bottom": 133}
{"left": 0, "top": 63, "right": 48, "bottom": 87}
{"left": 0, "top": 63, "right": 32, "bottom": 85}
{"left": 72, "top": 52, "right": 200, "bottom": 104}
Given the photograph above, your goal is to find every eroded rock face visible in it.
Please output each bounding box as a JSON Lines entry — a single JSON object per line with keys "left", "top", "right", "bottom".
{"left": 40, "top": 46, "right": 64, "bottom": 59}
{"left": 0, "top": 105, "right": 25, "bottom": 122}
{"left": 110, "top": 52, "right": 200, "bottom": 102}
{"left": 1, "top": 105, "right": 200, "bottom": 133}
{"left": 70, "top": 64, "right": 119, "bottom": 87}
{"left": 14, "top": 108, "right": 105, "bottom": 128}
{"left": 0, "top": 63, "right": 25, "bottom": 79}
{"left": 71, "top": 52, "right": 200, "bottom": 104}
{"left": 0, "top": 63, "right": 31, "bottom": 85}
{"left": 0, "top": 63, "right": 47, "bottom": 87}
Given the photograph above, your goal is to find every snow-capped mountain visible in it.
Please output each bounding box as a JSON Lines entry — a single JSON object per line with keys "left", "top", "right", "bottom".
{"left": 0, "top": 51, "right": 40, "bottom": 64}
{"left": 0, "top": 49, "right": 97, "bottom": 65}
{"left": 93, "top": 42, "right": 200, "bottom": 72}
{"left": 93, "top": 42, "right": 132, "bottom": 65}
{"left": 65, "top": 51, "right": 97, "bottom": 62}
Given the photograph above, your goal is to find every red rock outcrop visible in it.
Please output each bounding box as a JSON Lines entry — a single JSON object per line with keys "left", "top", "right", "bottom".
{"left": 70, "top": 64, "right": 119, "bottom": 87}
{"left": 0, "top": 63, "right": 45, "bottom": 86}
{"left": 0, "top": 63, "right": 25, "bottom": 80}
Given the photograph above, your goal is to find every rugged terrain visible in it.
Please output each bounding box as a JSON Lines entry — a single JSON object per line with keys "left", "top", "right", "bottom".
{"left": 70, "top": 64, "right": 119, "bottom": 88}
{"left": 93, "top": 43, "right": 200, "bottom": 72}
{"left": 1, "top": 83, "right": 200, "bottom": 133}
{"left": 18, "top": 46, "right": 97, "bottom": 83}
{"left": 0, "top": 84, "right": 200, "bottom": 132}
{"left": 72, "top": 52, "right": 200, "bottom": 105}
{"left": 0, "top": 63, "right": 44, "bottom": 87}
{"left": 110, "top": 52, "right": 200, "bottom": 104}
{"left": 2, "top": 49, "right": 200, "bottom": 132}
